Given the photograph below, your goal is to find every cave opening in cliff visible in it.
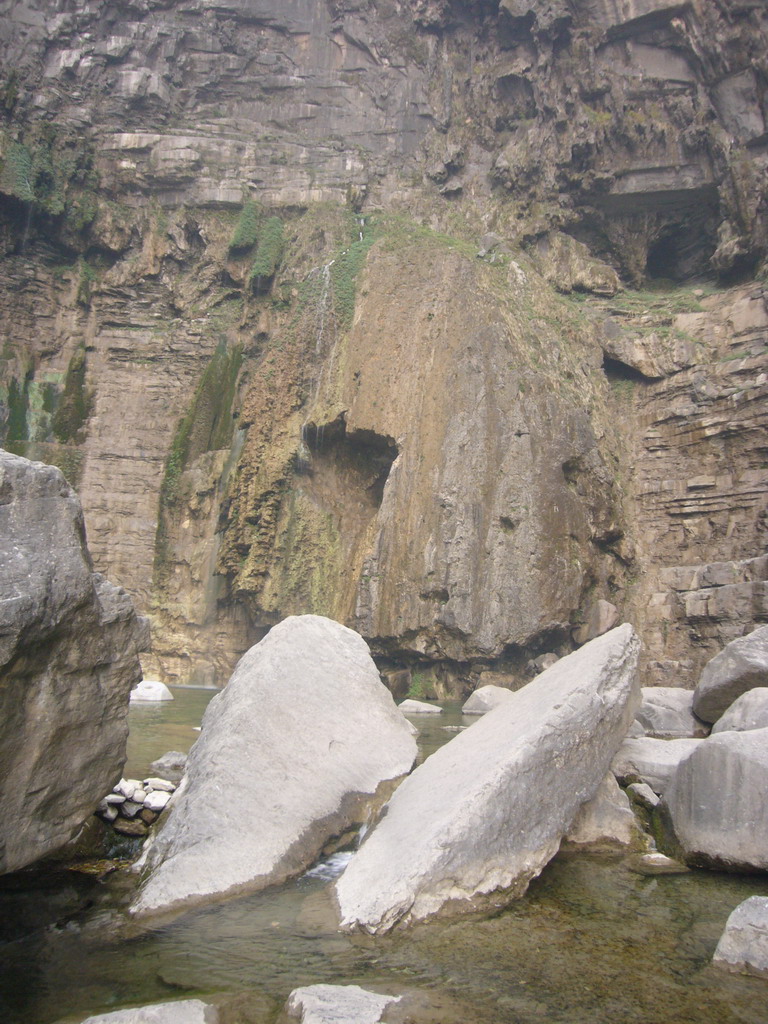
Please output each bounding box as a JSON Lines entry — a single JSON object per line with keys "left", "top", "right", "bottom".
{"left": 644, "top": 201, "right": 719, "bottom": 283}
{"left": 300, "top": 414, "right": 398, "bottom": 511}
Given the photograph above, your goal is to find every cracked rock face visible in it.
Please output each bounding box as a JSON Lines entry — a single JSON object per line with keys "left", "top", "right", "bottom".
{"left": 0, "top": 449, "right": 148, "bottom": 874}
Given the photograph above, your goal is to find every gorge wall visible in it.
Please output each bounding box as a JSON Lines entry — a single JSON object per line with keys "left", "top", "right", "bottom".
{"left": 0, "top": 0, "right": 766, "bottom": 692}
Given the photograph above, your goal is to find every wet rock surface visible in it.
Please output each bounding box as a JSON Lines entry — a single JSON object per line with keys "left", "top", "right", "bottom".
{"left": 713, "top": 896, "right": 768, "bottom": 979}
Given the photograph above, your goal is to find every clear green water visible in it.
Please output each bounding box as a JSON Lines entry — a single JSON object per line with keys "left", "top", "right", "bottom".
{"left": 1, "top": 693, "right": 767, "bottom": 1024}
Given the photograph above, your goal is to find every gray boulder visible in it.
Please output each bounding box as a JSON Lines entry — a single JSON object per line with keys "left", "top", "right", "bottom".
{"left": 0, "top": 451, "right": 148, "bottom": 874}
{"left": 334, "top": 624, "right": 640, "bottom": 933}
{"left": 132, "top": 615, "right": 417, "bottom": 917}
{"left": 711, "top": 687, "right": 768, "bottom": 734}
{"left": 80, "top": 1000, "right": 218, "bottom": 1023}
{"left": 611, "top": 737, "right": 702, "bottom": 795}
{"left": 665, "top": 727, "right": 768, "bottom": 871}
{"left": 285, "top": 985, "right": 400, "bottom": 1024}
{"left": 461, "top": 684, "right": 514, "bottom": 715}
{"left": 565, "top": 772, "right": 638, "bottom": 848}
{"left": 693, "top": 626, "right": 768, "bottom": 723}
{"left": 713, "top": 896, "right": 768, "bottom": 979}
{"left": 130, "top": 680, "right": 174, "bottom": 702}
{"left": 635, "top": 687, "right": 709, "bottom": 739}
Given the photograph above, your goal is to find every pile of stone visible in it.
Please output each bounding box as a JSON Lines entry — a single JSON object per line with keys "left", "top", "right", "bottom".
{"left": 97, "top": 777, "right": 177, "bottom": 838}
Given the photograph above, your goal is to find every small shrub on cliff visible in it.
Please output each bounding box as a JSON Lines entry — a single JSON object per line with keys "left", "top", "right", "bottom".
{"left": 249, "top": 216, "right": 285, "bottom": 292}
{"left": 230, "top": 199, "right": 260, "bottom": 251}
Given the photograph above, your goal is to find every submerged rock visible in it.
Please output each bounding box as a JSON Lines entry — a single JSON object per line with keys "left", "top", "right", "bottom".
{"left": 0, "top": 451, "right": 148, "bottom": 874}
{"left": 285, "top": 985, "right": 400, "bottom": 1024}
{"left": 80, "top": 999, "right": 218, "bottom": 1023}
{"left": 334, "top": 624, "right": 640, "bottom": 933}
{"left": 713, "top": 897, "right": 768, "bottom": 979}
{"left": 693, "top": 626, "right": 768, "bottom": 723}
{"left": 665, "top": 727, "right": 768, "bottom": 871}
{"left": 132, "top": 615, "right": 417, "bottom": 917}
{"left": 461, "top": 684, "right": 514, "bottom": 715}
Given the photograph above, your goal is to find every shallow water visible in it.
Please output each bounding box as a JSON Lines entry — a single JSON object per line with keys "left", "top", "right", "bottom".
{"left": 1, "top": 695, "right": 766, "bottom": 1024}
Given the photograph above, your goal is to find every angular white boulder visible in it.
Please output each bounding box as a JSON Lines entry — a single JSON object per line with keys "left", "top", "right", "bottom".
{"left": 634, "top": 687, "right": 709, "bottom": 738}
{"left": 286, "top": 985, "right": 400, "bottom": 1024}
{"left": 461, "top": 684, "right": 515, "bottom": 715}
{"left": 611, "top": 737, "right": 702, "bottom": 794}
{"left": 130, "top": 680, "right": 174, "bottom": 702}
{"left": 131, "top": 615, "right": 417, "bottom": 916}
{"left": 693, "top": 625, "right": 768, "bottom": 723}
{"left": 81, "top": 999, "right": 218, "bottom": 1023}
{"left": 565, "top": 772, "right": 638, "bottom": 847}
{"left": 711, "top": 687, "right": 768, "bottom": 734}
{"left": 665, "top": 727, "right": 768, "bottom": 871}
{"left": 335, "top": 624, "right": 640, "bottom": 933}
{"left": 713, "top": 896, "right": 768, "bottom": 978}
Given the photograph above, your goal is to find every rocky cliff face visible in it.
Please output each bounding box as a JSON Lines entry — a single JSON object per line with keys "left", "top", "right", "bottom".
{"left": 0, "top": 0, "right": 766, "bottom": 690}
{"left": 0, "top": 450, "right": 148, "bottom": 873}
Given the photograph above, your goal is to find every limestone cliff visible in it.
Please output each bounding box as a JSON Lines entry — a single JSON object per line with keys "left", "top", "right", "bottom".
{"left": 0, "top": 0, "right": 766, "bottom": 691}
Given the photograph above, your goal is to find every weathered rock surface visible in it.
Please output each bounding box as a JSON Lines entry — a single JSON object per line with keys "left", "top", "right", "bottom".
{"left": 0, "top": 450, "right": 147, "bottom": 874}
{"left": 130, "top": 680, "right": 174, "bottom": 702}
{"left": 712, "top": 688, "right": 768, "bottom": 734}
{"left": 132, "top": 615, "right": 417, "bottom": 916}
{"left": 564, "top": 772, "right": 638, "bottom": 848}
{"left": 611, "top": 737, "right": 702, "bottom": 795}
{"left": 334, "top": 625, "right": 640, "bottom": 933}
{"left": 693, "top": 626, "right": 768, "bottom": 723}
{"left": 285, "top": 985, "right": 400, "bottom": 1024}
{"left": 461, "top": 685, "right": 515, "bottom": 715}
{"left": 713, "top": 897, "right": 768, "bottom": 979}
{"left": 665, "top": 728, "right": 768, "bottom": 871}
{"left": 80, "top": 1000, "right": 218, "bottom": 1023}
{"left": 635, "top": 687, "right": 709, "bottom": 738}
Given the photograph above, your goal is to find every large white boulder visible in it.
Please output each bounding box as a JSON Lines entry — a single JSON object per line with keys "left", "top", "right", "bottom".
{"left": 334, "top": 624, "right": 640, "bottom": 933}
{"left": 711, "top": 687, "right": 768, "bottom": 734}
{"left": 665, "top": 727, "right": 768, "bottom": 871}
{"left": 131, "top": 615, "right": 417, "bottom": 916}
{"left": 713, "top": 897, "right": 768, "bottom": 978}
{"left": 693, "top": 626, "right": 768, "bottom": 723}
{"left": 461, "top": 684, "right": 515, "bottom": 715}
{"left": 611, "top": 737, "right": 702, "bottom": 794}
{"left": 634, "top": 687, "right": 709, "bottom": 738}
{"left": 398, "top": 698, "right": 441, "bottom": 714}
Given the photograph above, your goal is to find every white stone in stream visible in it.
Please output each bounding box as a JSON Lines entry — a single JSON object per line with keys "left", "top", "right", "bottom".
{"left": 335, "top": 624, "right": 640, "bottom": 933}
{"left": 80, "top": 998, "right": 218, "bottom": 1023}
{"left": 143, "top": 790, "right": 172, "bottom": 812}
{"left": 286, "top": 984, "right": 400, "bottom": 1024}
{"left": 713, "top": 897, "right": 768, "bottom": 978}
{"left": 461, "top": 684, "right": 514, "bottom": 715}
{"left": 692, "top": 626, "right": 768, "bottom": 723}
{"left": 104, "top": 793, "right": 126, "bottom": 805}
{"left": 130, "top": 679, "right": 174, "bottom": 702}
{"left": 397, "top": 698, "right": 442, "bottom": 713}
{"left": 634, "top": 687, "right": 709, "bottom": 739}
{"left": 665, "top": 727, "right": 768, "bottom": 871}
{"left": 711, "top": 688, "right": 768, "bottom": 734}
{"left": 143, "top": 778, "right": 176, "bottom": 792}
{"left": 565, "top": 772, "right": 637, "bottom": 847}
{"left": 132, "top": 615, "right": 417, "bottom": 916}
{"left": 120, "top": 800, "right": 142, "bottom": 818}
{"left": 611, "top": 737, "right": 702, "bottom": 794}
{"left": 116, "top": 778, "right": 142, "bottom": 799}
{"left": 132, "top": 789, "right": 146, "bottom": 803}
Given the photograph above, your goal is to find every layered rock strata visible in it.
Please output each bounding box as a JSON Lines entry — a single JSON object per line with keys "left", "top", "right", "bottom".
{"left": 0, "top": 449, "right": 148, "bottom": 874}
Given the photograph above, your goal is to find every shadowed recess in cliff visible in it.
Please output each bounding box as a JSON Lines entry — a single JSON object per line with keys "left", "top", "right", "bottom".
{"left": 251, "top": 415, "right": 399, "bottom": 621}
